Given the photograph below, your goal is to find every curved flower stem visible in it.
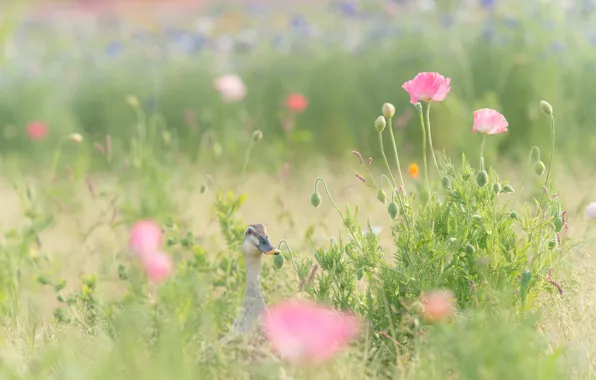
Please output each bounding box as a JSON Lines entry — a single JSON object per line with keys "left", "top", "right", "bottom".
{"left": 479, "top": 134, "right": 486, "bottom": 171}
{"left": 386, "top": 116, "right": 407, "bottom": 194}
{"left": 378, "top": 174, "right": 391, "bottom": 193}
{"left": 537, "top": 115, "right": 556, "bottom": 213}
{"left": 417, "top": 105, "right": 431, "bottom": 197}
{"left": 314, "top": 177, "right": 344, "bottom": 220}
{"left": 278, "top": 240, "right": 300, "bottom": 278}
{"left": 377, "top": 131, "right": 397, "bottom": 189}
{"left": 425, "top": 102, "right": 440, "bottom": 174}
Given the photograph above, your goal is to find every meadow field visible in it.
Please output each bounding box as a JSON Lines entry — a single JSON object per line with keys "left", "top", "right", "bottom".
{"left": 1, "top": 0, "right": 596, "bottom": 379}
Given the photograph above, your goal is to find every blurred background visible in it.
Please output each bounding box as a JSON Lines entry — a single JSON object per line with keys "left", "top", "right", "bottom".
{"left": 1, "top": 0, "right": 595, "bottom": 173}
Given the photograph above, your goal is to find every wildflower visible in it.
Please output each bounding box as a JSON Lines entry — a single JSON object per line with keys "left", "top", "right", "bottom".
{"left": 262, "top": 299, "right": 360, "bottom": 365}
{"left": 420, "top": 290, "right": 456, "bottom": 323}
{"left": 472, "top": 109, "right": 508, "bottom": 135}
{"left": 408, "top": 163, "right": 420, "bottom": 179}
{"left": 213, "top": 74, "right": 247, "bottom": 102}
{"left": 26, "top": 121, "right": 48, "bottom": 140}
{"left": 286, "top": 93, "right": 309, "bottom": 113}
{"left": 401, "top": 72, "right": 451, "bottom": 104}
{"left": 141, "top": 251, "right": 172, "bottom": 283}
{"left": 586, "top": 202, "right": 596, "bottom": 219}
{"left": 129, "top": 219, "right": 163, "bottom": 258}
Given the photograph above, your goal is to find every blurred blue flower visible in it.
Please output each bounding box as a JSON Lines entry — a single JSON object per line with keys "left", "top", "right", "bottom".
{"left": 105, "top": 41, "right": 122, "bottom": 57}
{"left": 480, "top": 0, "right": 495, "bottom": 9}
{"left": 339, "top": 1, "right": 358, "bottom": 18}
{"left": 440, "top": 14, "right": 454, "bottom": 29}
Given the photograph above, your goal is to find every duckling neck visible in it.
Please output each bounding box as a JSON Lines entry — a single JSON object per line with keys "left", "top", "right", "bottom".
{"left": 243, "top": 257, "right": 264, "bottom": 303}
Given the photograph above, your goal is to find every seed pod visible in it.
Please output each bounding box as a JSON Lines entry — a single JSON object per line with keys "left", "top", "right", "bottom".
{"left": 520, "top": 270, "right": 532, "bottom": 307}
{"left": 502, "top": 185, "right": 515, "bottom": 193}
{"left": 540, "top": 100, "right": 553, "bottom": 116}
{"left": 252, "top": 129, "right": 263, "bottom": 141}
{"left": 377, "top": 188, "right": 387, "bottom": 204}
{"left": 476, "top": 170, "right": 488, "bottom": 187}
{"left": 200, "top": 184, "right": 207, "bottom": 194}
{"left": 493, "top": 183, "right": 502, "bottom": 193}
{"left": 382, "top": 103, "right": 395, "bottom": 118}
{"left": 273, "top": 254, "right": 285, "bottom": 270}
{"left": 388, "top": 202, "right": 399, "bottom": 219}
{"left": 441, "top": 176, "right": 451, "bottom": 189}
{"left": 534, "top": 161, "right": 546, "bottom": 176}
{"left": 374, "top": 116, "right": 386, "bottom": 132}
{"left": 310, "top": 192, "right": 321, "bottom": 207}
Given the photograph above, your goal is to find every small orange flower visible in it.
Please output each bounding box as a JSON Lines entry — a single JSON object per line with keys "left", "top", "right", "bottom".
{"left": 408, "top": 163, "right": 420, "bottom": 179}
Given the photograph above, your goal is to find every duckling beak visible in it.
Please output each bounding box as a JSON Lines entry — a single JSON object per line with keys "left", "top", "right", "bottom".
{"left": 257, "top": 236, "right": 281, "bottom": 255}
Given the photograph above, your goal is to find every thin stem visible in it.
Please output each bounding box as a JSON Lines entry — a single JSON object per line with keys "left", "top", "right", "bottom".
{"left": 378, "top": 174, "right": 391, "bottom": 193}
{"left": 537, "top": 115, "right": 556, "bottom": 212}
{"left": 314, "top": 177, "right": 345, "bottom": 220}
{"left": 236, "top": 140, "right": 256, "bottom": 193}
{"left": 425, "top": 102, "right": 440, "bottom": 173}
{"left": 386, "top": 116, "right": 407, "bottom": 193}
{"left": 378, "top": 131, "right": 397, "bottom": 189}
{"left": 417, "top": 106, "right": 430, "bottom": 197}
{"left": 278, "top": 240, "right": 299, "bottom": 279}
{"left": 479, "top": 134, "right": 486, "bottom": 171}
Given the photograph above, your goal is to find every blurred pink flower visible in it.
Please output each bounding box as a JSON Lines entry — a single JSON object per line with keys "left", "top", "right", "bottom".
{"left": 213, "top": 74, "right": 247, "bottom": 102}
{"left": 473, "top": 108, "right": 509, "bottom": 135}
{"left": 402, "top": 72, "right": 451, "bottom": 104}
{"left": 263, "top": 299, "right": 360, "bottom": 365}
{"left": 129, "top": 219, "right": 163, "bottom": 257}
{"left": 420, "top": 290, "right": 456, "bottom": 323}
{"left": 286, "top": 93, "right": 309, "bottom": 113}
{"left": 586, "top": 202, "right": 596, "bottom": 219}
{"left": 26, "top": 121, "right": 48, "bottom": 140}
{"left": 141, "top": 251, "right": 172, "bottom": 283}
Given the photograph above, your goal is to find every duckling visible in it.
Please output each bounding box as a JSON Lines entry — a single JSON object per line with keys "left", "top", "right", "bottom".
{"left": 220, "top": 224, "right": 280, "bottom": 343}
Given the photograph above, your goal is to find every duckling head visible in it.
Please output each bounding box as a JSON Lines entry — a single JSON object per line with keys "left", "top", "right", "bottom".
{"left": 241, "top": 224, "right": 280, "bottom": 259}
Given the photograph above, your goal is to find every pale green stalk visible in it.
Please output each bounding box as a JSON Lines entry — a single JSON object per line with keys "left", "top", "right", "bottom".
{"left": 417, "top": 106, "right": 430, "bottom": 196}
{"left": 425, "top": 102, "right": 440, "bottom": 173}
{"left": 386, "top": 115, "right": 406, "bottom": 193}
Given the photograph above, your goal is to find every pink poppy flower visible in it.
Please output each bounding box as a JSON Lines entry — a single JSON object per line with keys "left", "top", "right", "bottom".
{"left": 141, "top": 250, "right": 172, "bottom": 283}
{"left": 473, "top": 108, "right": 509, "bottom": 135}
{"left": 26, "top": 121, "right": 49, "bottom": 140}
{"left": 213, "top": 74, "right": 247, "bottom": 102}
{"left": 129, "top": 219, "right": 163, "bottom": 257}
{"left": 262, "top": 299, "right": 361, "bottom": 365}
{"left": 401, "top": 72, "right": 451, "bottom": 104}
{"left": 286, "top": 93, "right": 308, "bottom": 113}
{"left": 420, "top": 290, "right": 456, "bottom": 323}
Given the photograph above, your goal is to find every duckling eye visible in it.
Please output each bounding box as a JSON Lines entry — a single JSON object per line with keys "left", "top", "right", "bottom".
{"left": 246, "top": 229, "right": 252, "bottom": 236}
